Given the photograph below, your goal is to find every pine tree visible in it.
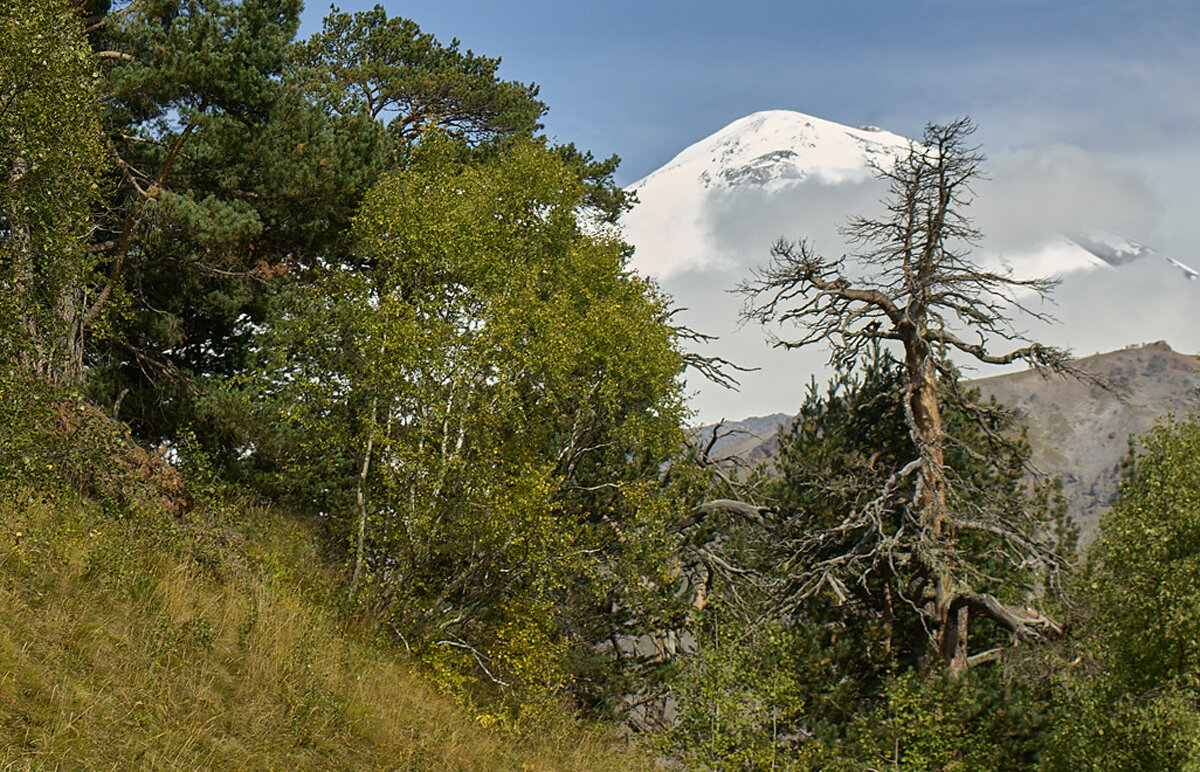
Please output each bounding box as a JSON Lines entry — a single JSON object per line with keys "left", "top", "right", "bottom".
{"left": 740, "top": 119, "right": 1078, "bottom": 673}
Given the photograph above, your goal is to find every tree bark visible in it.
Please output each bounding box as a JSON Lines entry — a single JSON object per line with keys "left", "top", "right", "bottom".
{"left": 348, "top": 397, "right": 377, "bottom": 601}
{"left": 904, "top": 329, "right": 968, "bottom": 672}
{"left": 7, "top": 155, "right": 40, "bottom": 374}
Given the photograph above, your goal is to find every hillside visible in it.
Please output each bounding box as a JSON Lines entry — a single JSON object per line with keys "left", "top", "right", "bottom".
{"left": 975, "top": 341, "right": 1200, "bottom": 541}
{"left": 0, "top": 490, "right": 652, "bottom": 770}
{"left": 704, "top": 342, "right": 1200, "bottom": 541}
{"left": 695, "top": 412, "right": 792, "bottom": 465}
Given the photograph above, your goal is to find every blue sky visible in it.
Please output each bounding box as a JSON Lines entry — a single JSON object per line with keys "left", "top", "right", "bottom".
{"left": 298, "top": 2, "right": 1200, "bottom": 185}
{"left": 297, "top": 2, "right": 1200, "bottom": 420}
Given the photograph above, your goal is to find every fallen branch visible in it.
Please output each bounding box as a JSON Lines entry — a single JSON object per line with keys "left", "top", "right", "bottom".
{"left": 435, "top": 639, "right": 510, "bottom": 689}
{"left": 954, "top": 591, "right": 1063, "bottom": 643}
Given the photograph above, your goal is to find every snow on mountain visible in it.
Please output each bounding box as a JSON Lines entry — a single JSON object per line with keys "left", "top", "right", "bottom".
{"left": 1066, "top": 230, "right": 1156, "bottom": 266}
{"left": 623, "top": 111, "right": 911, "bottom": 279}
{"left": 619, "top": 110, "right": 1199, "bottom": 424}
{"left": 1063, "top": 230, "right": 1200, "bottom": 281}
{"left": 637, "top": 110, "right": 912, "bottom": 195}
{"left": 1167, "top": 256, "right": 1200, "bottom": 280}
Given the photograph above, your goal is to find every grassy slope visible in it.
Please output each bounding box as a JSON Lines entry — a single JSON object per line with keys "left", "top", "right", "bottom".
{"left": 0, "top": 491, "right": 651, "bottom": 771}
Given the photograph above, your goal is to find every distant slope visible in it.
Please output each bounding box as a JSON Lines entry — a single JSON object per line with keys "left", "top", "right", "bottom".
{"left": 975, "top": 341, "right": 1200, "bottom": 541}
{"left": 694, "top": 412, "right": 792, "bottom": 464}
{"left": 704, "top": 342, "right": 1200, "bottom": 542}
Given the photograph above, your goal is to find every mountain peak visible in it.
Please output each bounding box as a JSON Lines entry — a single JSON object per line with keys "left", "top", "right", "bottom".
{"left": 622, "top": 109, "right": 914, "bottom": 279}
{"left": 633, "top": 110, "right": 912, "bottom": 195}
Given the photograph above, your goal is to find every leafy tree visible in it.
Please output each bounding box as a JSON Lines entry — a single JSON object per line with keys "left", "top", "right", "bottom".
{"left": 739, "top": 118, "right": 1078, "bottom": 673}
{"left": 1087, "top": 415, "right": 1200, "bottom": 694}
{"left": 0, "top": 0, "right": 107, "bottom": 385}
{"left": 848, "top": 667, "right": 1055, "bottom": 771}
{"left": 84, "top": 2, "right": 558, "bottom": 452}
{"left": 287, "top": 4, "right": 544, "bottom": 146}
{"left": 1044, "top": 414, "right": 1200, "bottom": 770}
{"left": 286, "top": 5, "right": 630, "bottom": 223}
{"left": 661, "top": 612, "right": 835, "bottom": 771}
{"left": 257, "top": 135, "right": 690, "bottom": 706}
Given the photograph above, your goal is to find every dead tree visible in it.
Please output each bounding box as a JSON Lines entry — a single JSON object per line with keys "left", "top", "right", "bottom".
{"left": 740, "top": 118, "right": 1076, "bottom": 674}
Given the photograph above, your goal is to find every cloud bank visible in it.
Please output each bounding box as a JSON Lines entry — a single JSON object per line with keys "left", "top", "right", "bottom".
{"left": 625, "top": 140, "right": 1199, "bottom": 423}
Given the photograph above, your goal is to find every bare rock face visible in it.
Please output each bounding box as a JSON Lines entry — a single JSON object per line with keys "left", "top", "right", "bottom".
{"left": 974, "top": 341, "right": 1200, "bottom": 542}
{"left": 702, "top": 342, "right": 1200, "bottom": 544}
{"left": 693, "top": 412, "right": 792, "bottom": 465}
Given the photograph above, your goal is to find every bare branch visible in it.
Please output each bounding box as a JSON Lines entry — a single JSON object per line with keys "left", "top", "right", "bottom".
{"left": 435, "top": 639, "right": 510, "bottom": 688}
{"left": 730, "top": 117, "right": 1078, "bottom": 672}
{"left": 94, "top": 51, "right": 137, "bottom": 62}
{"left": 953, "top": 592, "right": 1063, "bottom": 643}
{"left": 675, "top": 499, "right": 772, "bottom": 531}
{"left": 670, "top": 312, "right": 758, "bottom": 389}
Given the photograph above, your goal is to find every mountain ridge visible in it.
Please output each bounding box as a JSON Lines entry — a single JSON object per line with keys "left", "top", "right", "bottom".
{"left": 700, "top": 341, "right": 1200, "bottom": 541}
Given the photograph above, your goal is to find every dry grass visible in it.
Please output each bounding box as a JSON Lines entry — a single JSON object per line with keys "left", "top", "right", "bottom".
{"left": 0, "top": 493, "right": 652, "bottom": 771}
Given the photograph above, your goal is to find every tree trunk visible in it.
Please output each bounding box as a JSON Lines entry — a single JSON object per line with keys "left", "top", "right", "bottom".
{"left": 905, "top": 339, "right": 946, "bottom": 531}
{"left": 6, "top": 152, "right": 86, "bottom": 387}
{"left": 348, "top": 397, "right": 378, "bottom": 601}
{"left": 942, "top": 604, "right": 970, "bottom": 675}
{"left": 904, "top": 334, "right": 968, "bottom": 672}
{"left": 7, "top": 155, "right": 41, "bottom": 375}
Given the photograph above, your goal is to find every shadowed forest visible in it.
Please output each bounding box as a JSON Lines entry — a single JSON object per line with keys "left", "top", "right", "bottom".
{"left": 3, "top": 1, "right": 1200, "bottom": 769}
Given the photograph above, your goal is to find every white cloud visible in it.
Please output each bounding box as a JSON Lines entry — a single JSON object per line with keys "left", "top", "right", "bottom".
{"left": 624, "top": 134, "right": 1200, "bottom": 424}
{"left": 622, "top": 174, "right": 729, "bottom": 279}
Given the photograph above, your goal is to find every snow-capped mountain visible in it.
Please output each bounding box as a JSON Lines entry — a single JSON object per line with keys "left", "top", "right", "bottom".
{"left": 635, "top": 110, "right": 912, "bottom": 195}
{"left": 1065, "top": 230, "right": 1199, "bottom": 280}
{"left": 1067, "top": 230, "right": 1157, "bottom": 266}
{"left": 624, "top": 111, "right": 911, "bottom": 279}
{"left": 620, "top": 110, "right": 1200, "bottom": 424}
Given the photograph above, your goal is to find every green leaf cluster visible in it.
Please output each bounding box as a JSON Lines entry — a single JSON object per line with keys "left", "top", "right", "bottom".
{"left": 0, "top": 0, "right": 107, "bottom": 384}
{"left": 256, "top": 134, "right": 688, "bottom": 706}
{"left": 288, "top": 4, "right": 545, "bottom": 144}
{"left": 1043, "top": 414, "right": 1200, "bottom": 770}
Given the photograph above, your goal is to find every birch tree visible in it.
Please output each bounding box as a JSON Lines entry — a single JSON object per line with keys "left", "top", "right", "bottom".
{"left": 0, "top": 0, "right": 106, "bottom": 384}
{"left": 264, "top": 135, "right": 690, "bottom": 698}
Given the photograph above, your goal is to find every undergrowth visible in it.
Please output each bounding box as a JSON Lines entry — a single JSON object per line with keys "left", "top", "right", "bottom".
{"left": 0, "top": 488, "right": 651, "bottom": 770}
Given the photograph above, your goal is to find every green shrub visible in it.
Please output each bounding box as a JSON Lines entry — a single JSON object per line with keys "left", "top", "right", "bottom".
{"left": 1043, "top": 413, "right": 1200, "bottom": 770}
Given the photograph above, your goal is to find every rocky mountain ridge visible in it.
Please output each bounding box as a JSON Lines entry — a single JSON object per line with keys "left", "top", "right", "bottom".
{"left": 701, "top": 341, "right": 1200, "bottom": 541}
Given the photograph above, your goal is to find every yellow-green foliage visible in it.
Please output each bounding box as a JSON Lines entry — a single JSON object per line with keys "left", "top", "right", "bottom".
{"left": 863, "top": 672, "right": 984, "bottom": 771}
{"left": 260, "top": 134, "right": 690, "bottom": 703}
{"left": 1043, "top": 413, "right": 1200, "bottom": 770}
{"left": 661, "top": 620, "right": 827, "bottom": 771}
{"left": 0, "top": 491, "right": 653, "bottom": 770}
{"left": 0, "top": 0, "right": 109, "bottom": 381}
{"left": 1088, "top": 414, "right": 1200, "bottom": 693}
